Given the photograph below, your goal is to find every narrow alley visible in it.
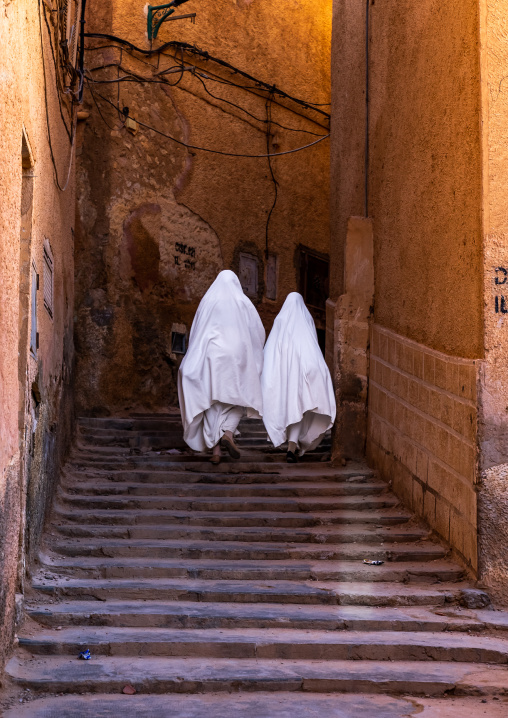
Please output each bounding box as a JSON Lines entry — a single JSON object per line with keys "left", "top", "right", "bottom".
{"left": 4, "top": 0, "right": 508, "bottom": 715}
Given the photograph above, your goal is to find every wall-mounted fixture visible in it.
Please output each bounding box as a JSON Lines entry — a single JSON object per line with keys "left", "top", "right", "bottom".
{"left": 147, "top": 0, "right": 195, "bottom": 41}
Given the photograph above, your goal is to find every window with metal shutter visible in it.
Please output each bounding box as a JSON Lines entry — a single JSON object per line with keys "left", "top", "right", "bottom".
{"left": 43, "top": 244, "right": 54, "bottom": 319}
{"left": 30, "top": 262, "right": 38, "bottom": 357}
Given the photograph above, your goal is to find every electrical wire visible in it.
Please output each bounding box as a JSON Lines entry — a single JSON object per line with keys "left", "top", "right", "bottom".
{"left": 84, "top": 33, "right": 330, "bottom": 119}
{"left": 41, "top": 0, "right": 73, "bottom": 140}
{"left": 38, "top": 0, "right": 77, "bottom": 191}
{"left": 88, "top": 79, "right": 124, "bottom": 131}
{"left": 265, "top": 95, "right": 278, "bottom": 258}
{"left": 87, "top": 81, "right": 330, "bottom": 159}
{"left": 86, "top": 61, "right": 328, "bottom": 136}
{"left": 191, "top": 71, "right": 327, "bottom": 137}
{"left": 85, "top": 42, "right": 330, "bottom": 131}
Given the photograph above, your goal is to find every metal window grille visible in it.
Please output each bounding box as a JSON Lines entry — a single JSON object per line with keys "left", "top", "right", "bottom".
{"left": 43, "top": 245, "right": 54, "bottom": 318}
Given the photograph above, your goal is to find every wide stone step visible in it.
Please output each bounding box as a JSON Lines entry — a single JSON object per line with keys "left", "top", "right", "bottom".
{"left": 50, "top": 523, "right": 429, "bottom": 544}
{"left": 56, "top": 493, "right": 400, "bottom": 513}
{"left": 16, "top": 627, "right": 508, "bottom": 663}
{"left": 27, "top": 600, "right": 493, "bottom": 632}
{"left": 30, "top": 577, "right": 465, "bottom": 605}
{"left": 37, "top": 556, "right": 463, "bottom": 582}
{"left": 69, "top": 453, "right": 329, "bottom": 468}
{"left": 7, "top": 656, "right": 508, "bottom": 696}
{"left": 79, "top": 435, "right": 188, "bottom": 449}
{"left": 0, "top": 692, "right": 437, "bottom": 718}
{"left": 46, "top": 537, "right": 446, "bottom": 562}
{"left": 51, "top": 506, "right": 411, "bottom": 528}
{"left": 60, "top": 467, "right": 375, "bottom": 485}
{"left": 59, "top": 481, "right": 387, "bottom": 498}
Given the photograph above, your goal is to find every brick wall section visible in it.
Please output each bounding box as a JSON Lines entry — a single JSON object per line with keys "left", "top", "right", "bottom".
{"left": 367, "top": 324, "right": 478, "bottom": 572}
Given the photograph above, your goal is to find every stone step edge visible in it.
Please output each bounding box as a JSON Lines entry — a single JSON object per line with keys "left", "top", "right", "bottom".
{"left": 7, "top": 657, "right": 508, "bottom": 697}
{"left": 16, "top": 627, "right": 508, "bottom": 662}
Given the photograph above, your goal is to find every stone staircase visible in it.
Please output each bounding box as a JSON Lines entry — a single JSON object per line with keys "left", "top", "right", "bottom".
{"left": 4, "top": 414, "right": 508, "bottom": 716}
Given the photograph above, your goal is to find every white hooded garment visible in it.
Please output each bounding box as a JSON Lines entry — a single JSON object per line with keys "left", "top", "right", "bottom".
{"left": 261, "top": 292, "right": 336, "bottom": 454}
{"left": 178, "top": 270, "right": 265, "bottom": 451}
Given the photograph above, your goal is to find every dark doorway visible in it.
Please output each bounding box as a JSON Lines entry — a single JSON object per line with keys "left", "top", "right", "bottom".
{"left": 298, "top": 245, "right": 329, "bottom": 354}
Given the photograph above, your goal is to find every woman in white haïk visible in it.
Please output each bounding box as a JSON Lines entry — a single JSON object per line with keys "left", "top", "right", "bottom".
{"left": 178, "top": 270, "right": 265, "bottom": 464}
{"left": 262, "top": 292, "right": 336, "bottom": 462}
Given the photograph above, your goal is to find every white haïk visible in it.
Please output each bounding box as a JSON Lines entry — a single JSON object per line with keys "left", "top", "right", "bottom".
{"left": 262, "top": 292, "right": 336, "bottom": 454}
{"left": 178, "top": 270, "right": 265, "bottom": 451}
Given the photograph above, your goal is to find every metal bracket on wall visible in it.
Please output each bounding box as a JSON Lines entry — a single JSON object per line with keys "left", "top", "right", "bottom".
{"left": 147, "top": 0, "right": 195, "bottom": 41}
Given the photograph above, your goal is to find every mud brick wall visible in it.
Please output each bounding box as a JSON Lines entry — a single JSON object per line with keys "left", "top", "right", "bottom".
{"left": 367, "top": 324, "right": 478, "bottom": 572}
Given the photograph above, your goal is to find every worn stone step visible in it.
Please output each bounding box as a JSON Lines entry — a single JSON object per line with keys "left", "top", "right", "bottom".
{"left": 46, "top": 537, "right": 446, "bottom": 562}
{"left": 27, "top": 600, "right": 493, "bottom": 632}
{"left": 79, "top": 435, "right": 188, "bottom": 449}
{"left": 56, "top": 493, "right": 400, "bottom": 513}
{"left": 1, "top": 692, "right": 434, "bottom": 718}
{"left": 70, "top": 453, "right": 329, "bottom": 468}
{"left": 50, "top": 523, "right": 429, "bottom": 545}
{"left": 51, "top": 506, "right": 410, "bottom": 528}
{"left": 16, "top": 627, "right": 508, "bottom": 663}
{"left": 7, "top": 656, "right": 508, "bottom": 696}
{"left": 58, "top": 481, "right": 387, "bottom": 498}
{"left": 30, "top": 577, "right": 465, "bottom": 605}
{"left": 37, "top": 555, "right": 462, "bottom": 582}
{"left": 60, "top": 467, "right": 375, "bottom": 485}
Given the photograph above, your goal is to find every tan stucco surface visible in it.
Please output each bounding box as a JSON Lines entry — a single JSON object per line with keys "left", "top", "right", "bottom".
{"left": 330, "top": 0, "right": 486, "bottom": 577}
{"left": 0, "top": 0, "right": 75, "bottom": 669}
{"left": 369, "top": 0, "right": 484, "bottom": 358}
{"left": 331, "top": 0, "right": 484, "bottom": 358}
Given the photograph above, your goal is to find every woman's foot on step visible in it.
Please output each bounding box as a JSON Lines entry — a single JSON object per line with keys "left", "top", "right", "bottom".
{"left": 220, "top": 434, "right": 241, "bottom": 459}
{"left": 287, "top": 450, "right": 298, "bottom": 463}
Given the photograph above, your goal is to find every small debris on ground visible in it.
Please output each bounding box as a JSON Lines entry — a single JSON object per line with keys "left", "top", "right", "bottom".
{"left": 122, "top": 684, "right": 136, "bottom": 695}
{"left": 363, "top": 559, "right": 384, "bottom": 565}
{"left": 458, "top": 588, "right": 491, "bottom": 609}
{"left": 78, "top": 649, "right": 91, "bottom": 660}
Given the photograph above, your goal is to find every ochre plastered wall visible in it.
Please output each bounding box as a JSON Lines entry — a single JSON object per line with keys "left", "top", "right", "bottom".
{"left": 75, "top": 0, "right": 332, "bottom": 414}
{"left": 0, "top": 0, "right": 75, "bottom": 670}
{"left": 477, "top": 0, "right": 508, "bottom": 602}
{"left": 330, "top": 0, "right": 484, "bottom": 569}
{"left": 368, "top": 0, "right": 484, "bottom": 358}
{"left": 368, "top": 325, "right": 478, "bottom": 571}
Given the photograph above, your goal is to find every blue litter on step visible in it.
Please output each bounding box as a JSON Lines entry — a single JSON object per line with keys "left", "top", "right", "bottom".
{"left": 363, "top": 559, "right": 384, "bottom": 565}
{"left": 78, "top": 649, "right": 91, "bottom": 660}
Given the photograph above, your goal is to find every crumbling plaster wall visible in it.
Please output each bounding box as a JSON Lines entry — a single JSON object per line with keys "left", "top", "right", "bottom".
{"left": 75, "top": 0, "right": 332, "bottom": 414}
{"left": 0, "top": 0, "right": 75, "bottom": 670}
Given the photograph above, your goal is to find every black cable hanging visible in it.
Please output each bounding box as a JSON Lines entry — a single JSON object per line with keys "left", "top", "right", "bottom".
{"left": 265, "top": 93, "right": 279, "bottom": 259}
{"left": 87, "top": 81, "right": 329, "bottom": 159}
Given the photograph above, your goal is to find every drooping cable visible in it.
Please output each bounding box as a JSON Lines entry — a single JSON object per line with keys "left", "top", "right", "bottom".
{"left": 88, "top": 81, "right": 330, "bottom": 159}
{"left": 38, "top": 0, "right": 77, "bottom": 191}
{"left": 265, "top": 95, "right": 279, "bottom": 259}
{"left": 84, "top": 33, "right": 330, "bottom": 120}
